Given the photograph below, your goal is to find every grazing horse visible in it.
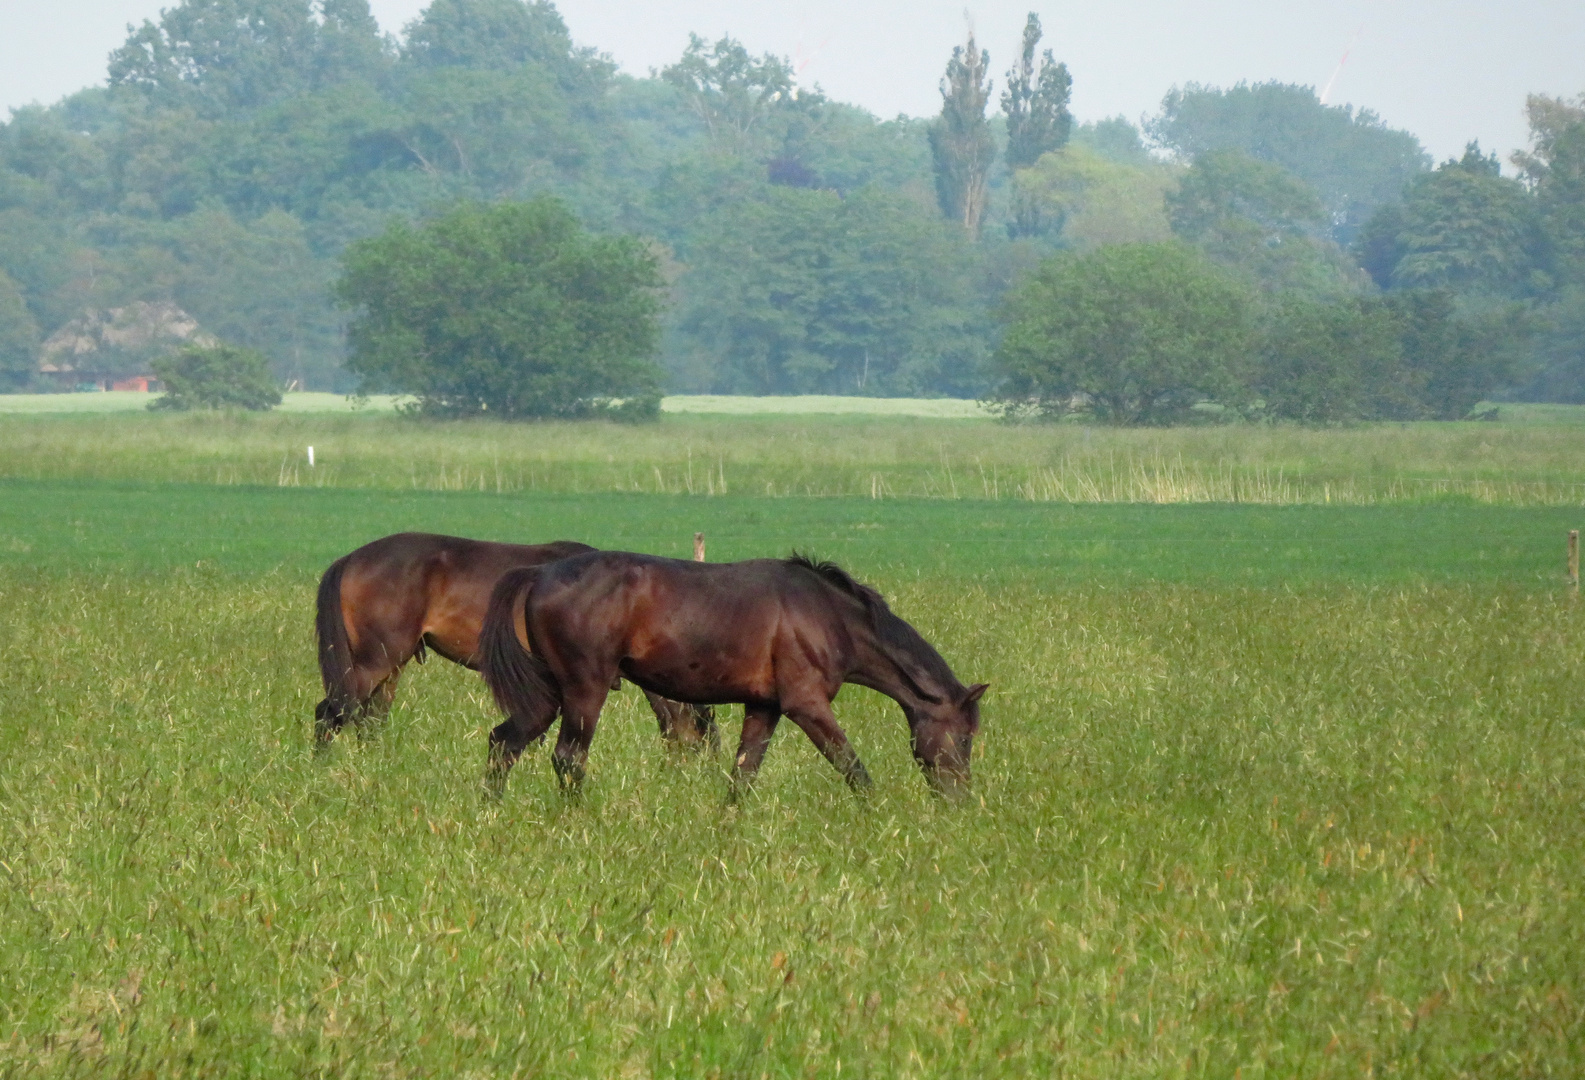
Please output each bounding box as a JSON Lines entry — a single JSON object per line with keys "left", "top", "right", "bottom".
{"left": 313, "top": 533, "right": 716, "bottom": 748}
{"left": 478, "top": 552, "right": 987, "bottom": 797}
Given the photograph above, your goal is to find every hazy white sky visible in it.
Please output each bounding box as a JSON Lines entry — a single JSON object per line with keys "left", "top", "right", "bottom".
{"left": 3, "top": 0, "right": 1582, "bottom": 164}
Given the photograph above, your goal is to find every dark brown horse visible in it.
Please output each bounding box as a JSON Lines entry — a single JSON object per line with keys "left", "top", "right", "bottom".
{"left": 479, "top": 552, "right": 986, "bottom": 797}
{"left": 314, "top": 533, "right": 716, "bottom": 748}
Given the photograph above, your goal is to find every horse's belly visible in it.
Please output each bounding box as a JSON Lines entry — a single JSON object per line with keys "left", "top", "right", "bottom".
{"left": 619, "top": 655, "right": 774, "bottom": 707}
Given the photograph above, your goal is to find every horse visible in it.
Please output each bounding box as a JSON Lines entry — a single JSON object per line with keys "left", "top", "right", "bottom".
{"left": 313, "top": 533, "right": 716, "bottom": 749}
{"left": 478, "top": 551, "right": 987, "bottom": 797}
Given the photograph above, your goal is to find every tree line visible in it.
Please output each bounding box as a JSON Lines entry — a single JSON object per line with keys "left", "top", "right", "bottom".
{"left": 0, "top": 0, "right": 1581, "bottom": 420}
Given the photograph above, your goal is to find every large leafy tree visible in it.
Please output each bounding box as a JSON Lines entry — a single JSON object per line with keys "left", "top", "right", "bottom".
{"left": 1147, "top": 81, "right": 1429, "bottom": 244}
{"left": 991, "top": 242, "right": 1254, "bottom": 424}
{"left": 1357, "top": 143, "right": 1538, "bottom": 297}
{"left": 673, "top": 186, "right": 984, "bottom": 396}
{"left": 928, "top": 32, "right": 994, "bottom": 237}
{"left": 1169, "top": 149, "right": 1361, "bottom": 297}
{"left": 1511, "top": 94, "right": 1585, "bottom": 400}
{"left": 660, "top": 35, "right": 795, "bottom": 146}
{"left": 1514, "top": 93, "right": 1585, "bottom": 287}
{"left": 108, "top": 0, "right": 390, "bottom": 115}
{"left": 1014, "top": 143, "right": 1174, "bottom": 250}
{"left": 337, "top": 197, "right": 664, "bottom": 417}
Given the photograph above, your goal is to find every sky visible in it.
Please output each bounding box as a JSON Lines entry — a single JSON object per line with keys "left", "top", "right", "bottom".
{"left": 3, "top": 0, "right": 1582, "bottom": 165}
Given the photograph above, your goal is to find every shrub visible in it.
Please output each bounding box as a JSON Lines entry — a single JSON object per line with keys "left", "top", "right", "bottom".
{"left": 149, "top": 344, "right": 282, "bottom": 411}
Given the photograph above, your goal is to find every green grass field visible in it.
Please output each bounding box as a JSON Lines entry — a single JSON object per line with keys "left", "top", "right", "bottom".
{"left": 5, "top": 406, "right": 1585, "bottom": 505}
{"left": 1, "top": 413, "right": 1583, "bottom": 1077}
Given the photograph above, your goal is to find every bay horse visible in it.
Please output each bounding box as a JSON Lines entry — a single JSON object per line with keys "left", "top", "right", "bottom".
{"left": 478, "top": 551, "right": 987, "bottom": 797}
{"left": 313, "top": 533, "right": 716, "bottom": 748}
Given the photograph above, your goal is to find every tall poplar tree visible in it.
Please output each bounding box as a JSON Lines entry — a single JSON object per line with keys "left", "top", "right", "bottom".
{"left": 928, "top": 31, "right": 994, "bottom": 237}
{"left": 1002, "top": 13, "right": 1073, "bottom": 237}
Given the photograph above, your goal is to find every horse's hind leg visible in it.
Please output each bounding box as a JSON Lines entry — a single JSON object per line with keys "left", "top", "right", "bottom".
{"left": 551, "top": 680, "right": 612, "bottom": 792}
{"left": 643, "top": 691, "right": 719, "bottom": 753}
{"left": 353, "top": 670, "right": 401, "bottom": 742}
{"left": 314, "top": 660, "right": 399, "bottom": 750}
{"left": 485, "top": 700, "right": 560, "bottom": 799}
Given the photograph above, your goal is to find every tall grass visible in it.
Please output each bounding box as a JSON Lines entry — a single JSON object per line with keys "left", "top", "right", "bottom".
{"left": 4, "top": 411, "right": 1585, "bottom": 505}
{"left": 0, "top": 566, "right": 1580, "bottom": 1076}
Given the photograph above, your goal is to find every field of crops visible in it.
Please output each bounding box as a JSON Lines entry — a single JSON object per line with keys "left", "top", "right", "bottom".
{"left": 1, "top": 409, "right": 1582, "bottom": 1077}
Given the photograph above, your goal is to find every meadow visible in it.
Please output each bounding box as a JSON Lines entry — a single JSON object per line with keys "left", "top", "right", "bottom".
{"left": 0, "top": 409, "right": 1582, "bottom": 1077}
{"left": 2, "top": 404, "right": 1585, "bottom": 505}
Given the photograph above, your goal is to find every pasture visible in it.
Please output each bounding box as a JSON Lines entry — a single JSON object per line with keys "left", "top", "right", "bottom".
{"left": 0, "top": 410, "right": 1582, "bottom": 1077}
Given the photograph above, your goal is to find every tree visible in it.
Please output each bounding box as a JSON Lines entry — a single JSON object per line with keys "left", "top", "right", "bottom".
{"left": 150, "top": 343, "right": 282, "bottom": 409}
{"left": 0, "top": 268, "right": 39, "bottom": 390}
{"left": 108, "top": 0, "right": 390, "bottom": 115}
{"left": 405, "top": 0, "right": 579, "bottom": 73}
{"left": 1361, "top": 143, "right": 1538, "bottom": 297}
{"left": 1513, "top": 93, "right": 1585, "bottom": 287}
{"left": 1169, "top": 149, "right": 1361, "bottom": 297}
{"left": 928, "top": 32, "right": 994, "bottom": 237}
{"left": 1002, "top": 13, "right": 1072, "bottom": 238}
{"left": 991, "top": 242, "right": 1253, "bottom": 424}
{"left": 660, "top": 35, "right": 795, "bottom": 145}
{"left": 1146, "top": 81, "right": 1429, "bottom": 245}
{"left": 672, "top": 186, "right": 985, "bottom": 396}
{"left": 1013, "top": 143, "right": 1175, "bottom": 250}
{"left": 337, "top": 197, "right": 664, "bottom": 418}
{"left": 1255, "top": 290, "right": 1526, "bottom": 423}
{"left": 1254, "top": 297, "right": 1403, "bottom": 423}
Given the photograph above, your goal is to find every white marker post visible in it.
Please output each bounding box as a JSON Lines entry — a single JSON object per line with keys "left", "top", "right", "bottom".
{"left": 307, "top": 446, "right": 315, "bottom": 467}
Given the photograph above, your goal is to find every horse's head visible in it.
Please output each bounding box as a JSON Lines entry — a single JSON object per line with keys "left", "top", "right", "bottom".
{"left": 909, "top": 682, "right": 987, "bottom": 798}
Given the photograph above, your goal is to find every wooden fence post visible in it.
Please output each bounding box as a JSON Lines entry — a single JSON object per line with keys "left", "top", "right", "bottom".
{"left": 1570, "top": 529, "right": 1579, "bottom": 593}
{"left": 694, "top": 532, "right": 705, "bottom": 562}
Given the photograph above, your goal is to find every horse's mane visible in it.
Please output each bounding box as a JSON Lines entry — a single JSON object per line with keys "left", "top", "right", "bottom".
{"left": 785, "top": 553, "right": 958, "bottom": 697}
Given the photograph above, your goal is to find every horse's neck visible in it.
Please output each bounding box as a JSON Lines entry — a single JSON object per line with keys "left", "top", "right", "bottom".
{"left": 852, "top": 627, "right": 948, "bottom": 712}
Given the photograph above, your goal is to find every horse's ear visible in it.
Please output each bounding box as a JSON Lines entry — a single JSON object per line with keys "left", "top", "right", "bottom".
{"left": 963, "top": 683, "right": 989, "bottom": 705}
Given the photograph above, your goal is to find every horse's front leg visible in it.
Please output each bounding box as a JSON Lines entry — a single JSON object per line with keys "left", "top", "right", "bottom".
{"left": 785, "top": 701, "right": 873, "bottom": 793}
{"left": 552, "top": 680, "right": 612, "bottom": 791}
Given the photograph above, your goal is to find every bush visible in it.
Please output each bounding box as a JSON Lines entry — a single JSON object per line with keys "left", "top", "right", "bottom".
{"left": 1256, "top": 291, "right": 1529, "bottom": 423}
{"left": 1254, "top": 298, "right": 1403, "bottom": 423}
{"left": 149, "top": 344, "right": 282, "bottom": 411}
{"left": 337, "top": 197, "right": 664, "bottom": 420}
{"left": 990, "top": 242, "right": 1254, "bottom": 424}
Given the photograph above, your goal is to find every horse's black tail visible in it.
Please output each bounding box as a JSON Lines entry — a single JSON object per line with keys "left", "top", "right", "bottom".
{"left": 314, "top": 555, "right": 356, "bottom": 729}
{"left": 479, "top": 566, "right": 560, "bottom": 724}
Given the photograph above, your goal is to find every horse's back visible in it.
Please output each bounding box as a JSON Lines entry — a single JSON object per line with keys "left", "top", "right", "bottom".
{"left": 337, "top": 533, "right": 595, "bottom": 666}
{"left": 527, "top": 551, "right": 856, "bottom": 703}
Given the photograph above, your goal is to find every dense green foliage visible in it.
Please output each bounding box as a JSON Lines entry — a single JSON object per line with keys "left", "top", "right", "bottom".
{"left": 993, "top": 243, "right": 1253, "bottom": 424}
{"left": 672, "top": 187, "right": 984, "bottom": 396}
{"left": 1, "top": 0, "right": 1583, "bottom": 410}
{"left": 1146, "top": 81, "right": 1430, "bottom": 245}
{"left": 149, "top": 342, "right": 283, "bottom": 410}
{"left": 338, "top": 198, "right": 663, "bottom": 418}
